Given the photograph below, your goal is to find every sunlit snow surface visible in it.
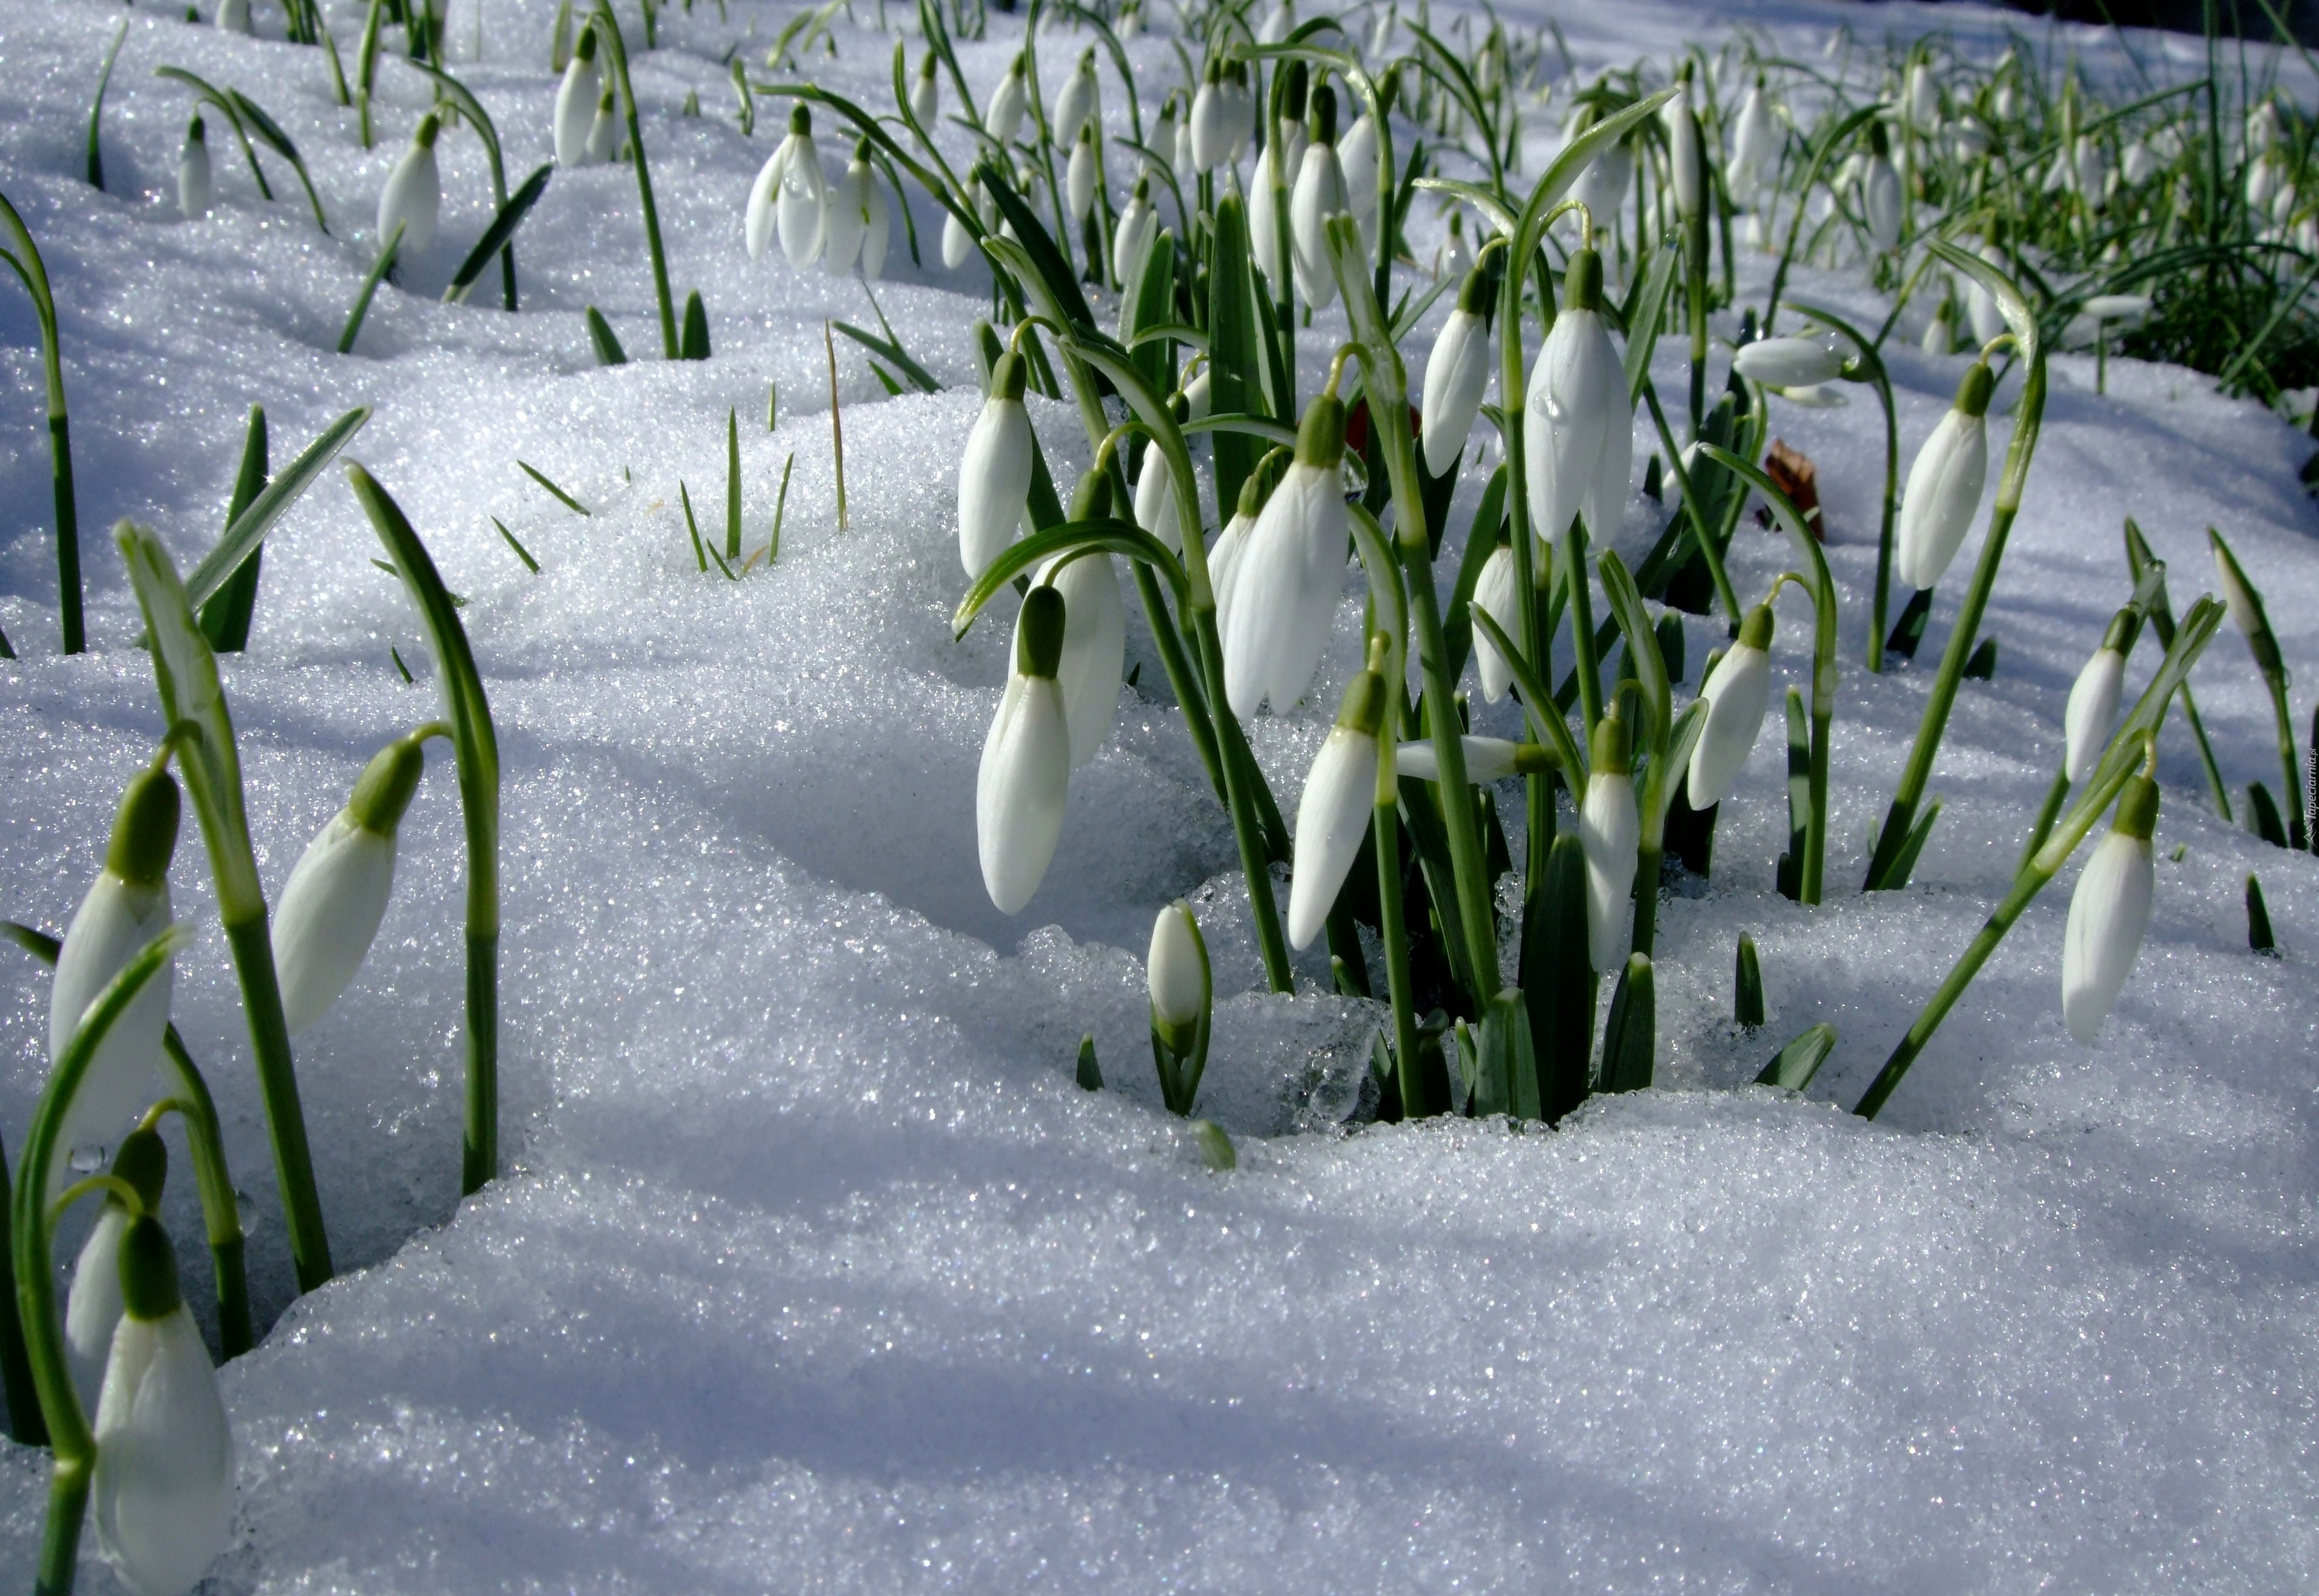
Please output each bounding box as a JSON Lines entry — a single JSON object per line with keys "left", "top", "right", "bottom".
{"left": 1, "top": 0, "right": 2317, "bottom": 1587}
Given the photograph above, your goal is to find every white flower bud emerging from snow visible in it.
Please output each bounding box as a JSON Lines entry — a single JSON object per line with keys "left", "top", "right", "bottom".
{"left": 377, "top": 112, "right": 442, "bottom": 255}
{"left": 1219, "top": 394, "right": 1351, "bottom": 719}
{"left": 1338, "top": 107, "right": 1379, "bottom": 220}
{"left": 1289, "top": 87, "right": 1348, "bottom": 309}
{"left": 1437, "top": 211, "right": 1474, "bottom": 280}
{"left": 1895, "top": 361, "right": 1993, "bottom": 591}
{"left": 52, "top": 769, "right": 180, "bottom": 1183}
{"left": 1288, "top": 666, "right": 1386, "bottom": 949}
{"left": 1396, "top": 735, "right": 1541, "bottom": 784}
{"left": 1662, "top": 87, "right": 1704, "bottom": 221}
{"left": 66, "top": 1128, "right": 167, "bottom": 1416}
{"left": 1420, "top": 269, "right": 1493, "bottom": 475}
{"left": 978, "top": 586, "right": 1074, "bottom": 913}
{"left": 1068, "top": 126, "right": 1099, "bottom": 221}
{"left": 1579, "top": 711, "right": 1641, "bottom": 973}
{"left": 942, "top": 181, "right": 981, "bottom": 269}
{"left": 1570, "top": 133, "right": 1633, "bottom": 226}
{"left": 824, "top": 141, "right": 887, "bottom": 278}
{"left": 1036, "top": 536, "right": 1126, "bottom": 768}
{"left": 1112, "top": 178, "right": 1159, "bottom": 287}
{"left": 1688, "top": 603, "right": 1774, "bottom": 807}
{"left": 272, "top": 732, "right": 428, "bottom": 1035}
{"left": 1523, "top": 248, "right": 1632, "bottom": 547}
{"left": 986, "top": 54, "right": 1029, "bottom": 145}
{"left": 217, "top": 0, "right": 252, "bottom": 32}
{"left": 1054, "top": 51, "right": 1099, "bottom": 150}
{"left": 2063, "top": 620, "right": 2131, "bottom": 785}
{"left": 1861, "top": 134, "right": 1903, "bottom": 251}
{"left": 959, "top": 351, "right": 1034, "bottom": 578}
{"left": 1732, "top": 336, "right": 1847, "bottom": 390}
{"left": 92, "top": 1216, "right": 235, "bottom": 1596}
{"left": 555, "top": 28, "right": 601, "bottom": 166}
{"left": 177, "top": 117, "right": 210, "bottom": 220}
{"left": 1906, "top": 60, "right": 1938, "bottom": 129}
{"left": 910, "top": 52, "right": 940, "bottom": 126}
{"left": 1727, "top": 82, "right": 1778, "bottom": 200}
{"left": 1469, "top": 540, "right": 1520, "bottom": 703}
{"left": 586, "top": 83, "right": 620, "bottom": 164}
{"left": 2062, "top": 776, "right": 2158, "bottom": 1044}
{"left": 1147, "top": 901, "right": 1210, "bottom": 1052}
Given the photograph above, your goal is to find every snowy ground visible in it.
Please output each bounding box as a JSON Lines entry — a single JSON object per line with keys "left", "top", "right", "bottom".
{"left": 1, "top": 0, "right": 2316, "bottom": 1588}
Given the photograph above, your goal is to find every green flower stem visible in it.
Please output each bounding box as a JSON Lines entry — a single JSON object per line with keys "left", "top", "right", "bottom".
{"left": 1783, "top": 300, "right": 1897, "bottom": 671}
{"left": 1562, "top": 518, "right": 1606, "bottom": 732}
{"left": 0, "top": 1123, "right": 39, "bottom": 1445}
{"left": 1685, "top": 205, "right": 1710, "bottom": 436}
{"left": 592, "top": 4, "right": 679, "bottom": 359}
{"left": 155, "top": 1029, "right": 251, "bottom": 1359}
{"left": 2020, "top": 767, "right": 2072, "bottom": 867}
{"left": 1866, "top": 244, "right": 2048, "bottom": 892}
{"left": 1639, "top": 381, "right": 1742, "bottom": 626}
{"left": 2263, "top": 669, "right": 2305, "bottom": 851}
{"left": 16, "top": 929, "right": 184, "bottom": 1596}
{"left": 0, "top": 195, "right": 82, "bottom": 654}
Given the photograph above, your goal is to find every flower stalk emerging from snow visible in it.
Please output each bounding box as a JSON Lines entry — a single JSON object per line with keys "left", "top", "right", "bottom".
{"left": 555, "top": 27, "right": 601, "bottom": 165}
{"left": 1147, "top": 901, "right": 1211, "bottom": 1115}
{"left": 959, "top": 350, "right": 1034, "bottom": 579}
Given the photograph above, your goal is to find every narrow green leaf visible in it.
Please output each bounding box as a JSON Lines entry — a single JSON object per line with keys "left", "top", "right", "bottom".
{"left": 1600, "top": 955, "right": 1654, "bottom": 1094}
{"left": 445, "top": 163, "right": 551, "bottom": 304}
{"left": 1756, "top": 1023, "right": 1836, "bottom": 1090}
{"left": 518, "top": 459, "right": 590, "bottom": 516}
{"left": 182, "top": 407, "right": 370, "bottom": 612}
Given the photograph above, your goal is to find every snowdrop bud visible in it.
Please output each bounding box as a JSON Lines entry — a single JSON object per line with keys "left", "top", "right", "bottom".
{"left": 177, "top": 117, "right": 210, "bottom": 220}
{"left": 1190, "top": 64, "right": 1228, "bottom": 173}
{"left": 1147, "top": 901, "right": 1209, "bottom": 1058}
{"left": 1288, "top": 87, "right": 1347, "bottom": 308}
{"left": 1862, "top": 126, "right": 1902, "bottom": 251}
{"left": 1663, "top": 79, "right": 1704, "bottom": 221}
{"left": 1038, "top": 536, "right": 1126, "bottom": 768}
{"left": 1112, "top": 177, "right": 1159, "bottom": 286}
{"left": 2062, "top": 776, "right": 2158, "bottom": 1045}
{"left": 92, "top": 1216, "right": 234, "bottom": 1596}
{"left": 1921, "top": 302, "right": 1953, "bottom": 354}
{"left": 1132, "top": 451, "right": 1180, "bottom": 554}
{"left": 1895, "top": 361, "right": 1993, "bottom": 591}
{"left": 959, "top": 352, "right": 1034, "bottom": 578}
{"left": 1571, "top": 129, "right": 1633, "bottom": 225}
{"left": 1951, "top": 118, "right": 1992, "bottom": 161}
{"left": 2074, "top": 135, "right": 2109, "bottom": 200}
{"left": 2210, "top": 529, "right": 2280, "bottom": 677}
{"left": 1288, "top": 666, "right": 1386, "bottom": 949}
{"left": 66, "top": 1128, "right": 167, "bottom": 1416}
{"left": 2063, "top": 612, "right": 2134, "bottom": 785}
{"left": 1183, "top": 362, "right": 1211, "bottom": 420}
{"left": 1220, "top": 394, "right": 1351, "bottom": 718}
{"left": 986, "top": 54, "right": 1028, "bottom": 144}
{"left": 1438, "top": 209, "right": 1474, "bottom": 279}
{"left": 1338, "top": 106, "right": 1379, "bottom": 220}
{"left": 1276, "top": 62, "right": 1310, "bottom": 177}
{"left": 1688, "top": 603, "right": 1774, "bottom": 806}
{"left": 2084, "top": 293, "right": 2151, "bottom": 326}
{"left": 770, "top": 106, "right": 827, "bottom": 268}
{"left": 1728, "top": 81, "right": 1778, "bottom": 198}
{"left": 1994, "top": 80, "right": 2017, "bottom": 121}
{"left": 1469, "top": 540, "right": 1519, "bottom": 702}
{"left": 910, "top": 52, "right": 940, "bottom": 125}
{"left": 1523, "top": 247, "right": 1633, "bottom": 549}
{"left": 942, "top": 181, "right": 980, "bottom": 269}
{"left": 1396, "top": 735, "right": 1547, "bottom": 783}
{"left": 1067, "top": 125, "right": 1098, "bottom": 221}
{"left": 1259, "top": 0, "right": 1295, "bottom": 44}
{"left": 1420, "top": 269, "right": 1493, "bottom": 475}
{"left": 586, "top": 82, "right": 620, "bottom": 163}
{"left": 555, "top": 28, "right": 601, "bottom": 165}
{"left": 1579, "top": 712, "right": 1641, "bottom": 973}
{"left": 217, "top": 0, "right": 252, "bottom": 32}
{"left": 1733, "top": 336, "right": 1847, "bottom": 389}
{"left": 1250, "top": 158, "right": 1284, "bottom": 284}
{"left": 271, "top": 735, "right": 425, "bottom": 1036}
{"left": 824, "top": 144, "right": 874, "bottom": 275}
{"left": 52, "top": 769, "right": 180, "bottom": 1179}
{"left": 978, "top": 587, "right": 1073, "bottom": 914}
{"left": 1119, "top": 2, "right": 1142, "bottom": 39}
{"left": 377, "top": 112, "right": 442, "bottom": 255}
{"left": 1906, "top": 61, "right": 1938, "bottom": 129}
{"left": 1054, "top": 50, "right": 1099, "bottom": 149}
{"left": 859, "top": 154, "right": 891, "bottom": 280}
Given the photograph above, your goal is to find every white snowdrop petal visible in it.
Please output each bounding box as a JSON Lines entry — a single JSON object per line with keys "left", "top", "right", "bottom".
{"left": 1579, "top": 772, "right": 1640, "bottom": 973}
{"left": 271, "top": 812, "right": 398, "bottom": 1036}
{"left": 2062, "top": 831, "right": 2155, "bottom": 1045}
{"left": 1288, "top": 727, "right": 1378, "bottom": 950}
{"left": 977, "top": 677, "right": 1072, "bottom": 913}
{"left": 93, "top": 1310, "right": 234, "bottom": 1596}
{"left": 50, "top": 873, "right": 173, "bottom": 1175}
{"left": 1687, "top": 643, "right": 1772, "bottom": 808}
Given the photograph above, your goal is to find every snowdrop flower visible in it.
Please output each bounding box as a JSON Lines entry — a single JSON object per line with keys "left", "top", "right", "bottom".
{"left": 1861, "top": 126, "right": 1902, "bottom": 252}
{"left": 1338, "top": 100, "right": 1380, "bottom": 222}
{"left": 1437, "top": 209, "right": 1474, "bottom": 280}
{"left": 1732, "top": 336, "right": 1847, "bottom": 390}
{"left": 2062, "top": 773, "right": 2158, "bottom": 1044}
{"left": 1132, "top": 453, "right": 1181, "bottom": 553}
{"left": 1523, "top": 245, "right": 1632, "bottom": 548}
{"left": 377, "top": 112, "right": 442, "bottom": 255}
{"left": 1570, "top": 130, "right": 1634, "bottom": 226}
{"left": 2083, "top": 293, "right": 2151, "bottom": 327}
{"left": 1054, "top": 50, "right": 1099, "bottom": 150}
{"left": 1041, "top": 474, "right": 1127, "bottom": 766}
{"left": 762, "top": 106, "right": 828, "bottom": 268}
{"left": 1171, "top": 100, "right": 1196, "bottom": 177}
{"left": 217, "top": 0, "right": 252, "bottom": 32}
{"left": 942, "top": 180, "right": 981, "bottom": 269}
{"left": 2063, "top": 610, "right": 2136, "bottom": 785}
{"left": 824, "top": 141, "right": 881, "bottom": 276}
{"left": 1421, "top": 268, "right": 1493, "bottom": 475}
{"left": 272, "top": 732, "right": 431, "bottom": 1035}
{"left": 52, "top": 768, "right": 179, "bottom": 1178}
{"left": 1112, "top": 177, "right": 1159, "bottom": 286}
{"left": 177, "top": 117, "right": 210, "bottom": 220}
{"left": 585, "top": 83, "right": 620, "bottom": 164}
{"left": 1147, "top": 901, "right": 1209, "bottom": 1057}
{"left": 1920, "top": 302, "right": 1954, "bottom": 354}
{"left": 1727, "top": 80, "right": 1778, "bottom": 199}
{"left": 1219, "top": 393, "right": 1351, "bottom": 718}
{"left": 909, "top": 51, "right": 940, "bottom": 126}
{"left": 1468, "top": 538, "right": 1520, "bottom": 702}
{"left": 978, "top": 586, "right": 1073, "bottom": 913}
{"left": 1288, "top": 665, "right": 1385, "bottom": 950}
{"left": 1396, "top": 735, "right": 1545, "bottom": 783}
{"left": 1906, "top": 60, "right": 1938, "bottom": 130}
{"left": 1579, "top": 709, "right": 1640, "bottom": 972}
{"left": 1228, "top": 61, "right": 1257, "bottom": 164}
{"left": 2074, "top": 136, "right": 2110, "bottom": 201}
{"left": 2210, "top": 530, "right": 2280, "bottom": 675}
{"left": 1290, "top": 87, "right": 1349, "bottom": 308}
{"left": 2248, "top": 98, "right": 2281, "bottom": 154}
{"left": 986, "top": 54, "right": 1029, "bottom": 145}
{"left": 1993, "top": 79, "right": 2017, "bottom": 123}
{"left": 1067, "top": 125, "right": 1099, "bottom": 221}
{"left": 958, "top": 351, "right": 1034, "bottom": 578}
{"left": 1117, "top": 2, "right": 1142, "bottom": 41}
{"left": 1951, "top": 118, "right": 1992, "bottom": 161}
{"left": 1258, "top": 0, "right": 1295, "bottom": 44}
{"left": 1895, "top": 361, "right": 1993, "bottom": 591}
{"left": 1208, "top": 473, "right": 1262, "bottom": 615}
{"left": 1967, "top": 242, "right": 2008, "bottom": 345}
{"left": 555, "top": 27, "right": 601, "bottom": 165}
{"left": 92, "top": 1216, "right": 234, "bottom": 1596}
{"left": 66, "top": 1128, "right": 166, "bottom": 1415}
{"left": 1687, "top": 604, "right": 1773, "bottom": 807}
{"left": 1662, "top": 82, "right": 1704, "bottom": 222}
{"left": 1190, "top": 63, "right": 1230, "bottom": 173}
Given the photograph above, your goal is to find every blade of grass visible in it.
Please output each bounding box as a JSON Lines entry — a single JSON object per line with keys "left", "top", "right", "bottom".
{"left": 518, "top": 459, "right": 591, "bottom": 516}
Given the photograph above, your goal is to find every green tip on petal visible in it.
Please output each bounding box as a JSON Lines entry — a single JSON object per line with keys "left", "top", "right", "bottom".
{"left": 348, "top": 735, "right": 427, "bottom": 836}
{"left": 188, "top": 113, "right": 206, "bottom": 143}
{"left": 575, "top": 25, "right": 597, "bottom": 59}
{"left": 1018, "top": 585, "right": 1068, "bottom": 678}
{"left": 1334, "top": 668, "right": 1387, "bottom": 735}
{"left": 1739, "top": 603, "right": 1775, "bottom": 651}
{"left": 1236, "top": 472, "right": 1265, "bottom": 519}
{"left": 1296, "top": 394, "right": 1347, "bottom": 468}
{"left": 1455, "top": 264, "right": 1492, "bottom": 316}
{"left": 2113, "top": 774, "right": 2160, "bottom": 840}
{"left": 110, "top": 1128, "right": 169, "bottom": 1216}
{"left": 789, "top": 104, "right": 811, "bottom": 136}
{"left": 107, "top": 767, "right": 181, "bottom": 889}
{"left": 992, "top": 350, "right": 1029, "bottom": 402}
{"left": 1955, "top": 362, "right": 1995, "bottom": 418}
{"left": 117, "top": 1215, "right": 183, "bottom": 1324}
{"left": 1070, "top": 469, "right": 1113, "bottom": 521}
{"left": 1565, "top": 249, "right": 1604, "bottom": 313}
{"left": 1310, "top": 83, "right": 1337, "bottom": 146}
{"left": 1590, "top": 710, "right": 1632, "bottom": 776}
{"left": 416, "top": 112, "right": 441, "bottom": 149}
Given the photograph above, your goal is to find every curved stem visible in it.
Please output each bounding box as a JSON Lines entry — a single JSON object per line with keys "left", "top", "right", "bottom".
{"left": 591, "top": 5, "right": 679, "bottom": 359}
{"left": 0, "top": 195, "right": 81, "bottom": 654}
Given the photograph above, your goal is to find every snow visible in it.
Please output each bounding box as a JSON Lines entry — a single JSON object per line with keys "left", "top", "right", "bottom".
{"left": 0, "top": 0, "right": 2315, "bottom": 1588}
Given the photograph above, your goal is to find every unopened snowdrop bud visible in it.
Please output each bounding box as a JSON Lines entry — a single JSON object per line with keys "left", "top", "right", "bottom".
{"left": 1338, "top": 101, "right": 1380, "bottom": 220}
{"left": 773, "top": 106, "right": 827, "bottom": 268}
{"left": 1523, "top": 246, "right": 1633, "bottom": 549}
{"left": 1951, "top": 119, "right": 1992, "bottom": 161}
{"left": 1688, "top": 603, "right": 1774, "bottom": 806}
{"left": 1112, "top": 177, "right": 1159, "bottom": 286}
{"left": 1258, "top": 0, "right": 1295, "bottom": 44}
{"left": 1132, "top": 441, "right": 1183, "bottom": 553}
{"left": 1288, "top": 666, "right": 1386, "bottom": 949}
{"left": 1733, "top": 336, "right": 1847, "bottom": 390}
{"left": 1727, "top": 81, "right": 1778, "bottom": 199}
{"left": 272, "top": 733, "right": 427, "bottom": 1035}
{"left": 824, "top": 142, "right": 875, "bottom": 275}
{"left": 1895, "top": 361, "right": 1993, "bottom": 591}
{"left": 1220, "top": 393, "right": 1351, "bottom": 718}
{"left": 586, "top": 82, "right": 620, "bottom": 164}
{"left": 217, "top": 0, "right": 252, "bottom": 32}
{"left": 66, "top": 1128, "right": 167, "bottom": 1415}
{"left": 1209, "top": 472, "right": 1262, "bottom": 614}
{"left": 2062, "top": 775, "right": 2158, "bottom": 1044}
{"left": 1862, "top": 125, "right": 1902, "bottom": 251}
{"left": 1906, "top": 60, "right": 1938, "bottom": 129}
{"left": 1183, "top": 362, "right": 1211, "bottom": 421}
{"left": 1038, "top": 522, "right": 1126, "bottom": 765}
{"left": 910, "top": 52, "right": 940, "bottom": 126}
{"left": 1579, "top": 711, "right": 1641, "bottom": 973}
{"left": 1067, "top": 125, "right": 1098, "bottom": 221}
{"left": 177, "top": 117, "right": 211, "bottom": 220}
{"left": 92, "top": 1216, "right": 234, "bottom": 1596}
{"left": 1469, "top": 539, "right": 1519, "bottom": 702}
{"left": 1570, "top": 125, "right": 1634, "bottom": 224}
{"left": 978, "top": 586, "right": 1073, "bottom": 913}
{"left": 1663, "top": 76, "right": 1704, "bottom": 221}
{"left": 1054, "top": 50, "right": 1099, "bottom": 149}
{"left": 1275, "top": 63, "right": 1310, "bottom": 183}
{"left": 2074, "top": 136, "right": 2110, "bottom": 201}
{"left": 377, "top": 112, "right": 442, "bottom": 255}
{"left": 942, "top": 181, "right": 980, "bottom": 269}
{"left": 555, "top": 27, "right": 602, "bottom": 165}
{"left": 1921, "top": 302, "right": 1954, "bottom": 354}
{"left": 2210, "top": 529, "right": 2281, "bottom": 678}
{"left": 858, "top": 152, "right": 891, "bottom": 280}
{"left": 52, "top": 769, "right": 180, "bottom": 1177}
{"left": 1147, "top": 901, "right": 1209, "bottom": 1061}
{"left": 1190, "top": 63, "right": 1228, "bottom": 173}
{"left": 959, "top": 351, "right": 1034, "bottom": 578}
{"left": 1438, "top": 209, "right": 1474, "bottom": 280}
{"left": 1228, "top": 61, "right": 1257, "bottom": 162}
{"left": 1288, "top": 87, "right": 1347, "bottom": 308}
{"left": 2084, "top": 293, "right": 2151, "bottom": 328}
{"left": 1396, "top": 735, "right": 1548, "bottom": 783}
{"left": 2063, "top": 610, "right": 2136, "bottom": 784}
{"left": 1421, "top": 268, "right": 1494, "bottom": 475}
{"left": 986, "top": 53, "right": 1029, "bottom": 144}
{"left": 1172, "top": 101, "right": 1196, "bottom": 177}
